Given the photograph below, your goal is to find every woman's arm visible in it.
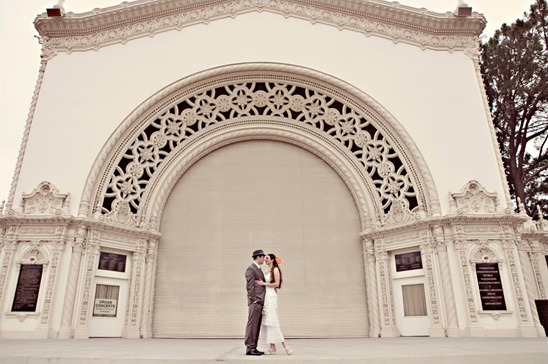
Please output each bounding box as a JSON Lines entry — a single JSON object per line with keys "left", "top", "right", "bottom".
{"left": 255, "top": 268, "right": 280, "bottom": 288}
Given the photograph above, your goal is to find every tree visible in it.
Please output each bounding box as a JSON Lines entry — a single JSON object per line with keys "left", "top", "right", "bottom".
{"left": 480, "top": 0, "right": 548, "bottom": 219}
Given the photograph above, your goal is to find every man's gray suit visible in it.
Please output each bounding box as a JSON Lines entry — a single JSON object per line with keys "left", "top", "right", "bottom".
{"left": 244, "top": 263, "right": 266, "bottom": 353}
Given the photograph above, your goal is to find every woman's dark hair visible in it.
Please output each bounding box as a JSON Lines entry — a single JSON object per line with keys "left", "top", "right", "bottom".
{"left": 268, "top": 253, "right": 282, "bottom": 289}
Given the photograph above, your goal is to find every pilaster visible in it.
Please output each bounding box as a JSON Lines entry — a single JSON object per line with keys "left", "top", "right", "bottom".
{"left": 58, "top": 225, "right": 87, "bottom": 338}
{"left": 420, "top": 238, "right": 444, "bottom": 337}
{"left": 432, "top": 225, "right": 460, "bottom": 337}
{"left": 140, "top": 239, "right": 158, "bottom": 338}
{"left": 375, "top": 241, "right": 399, "bottom": 337}
{"left": 0, "top": 227, "right": 18, "bottom": 313}
{"left": 73, "top": 231, "right": 100, "bottom": 339}
{"left": 454, "top": 239, "right": 483, "bottom": 336}
{"left": 36, "top": 233, "right": 67, "bottom": 338}
{"left": 517, "top": 241, "right": 547, "bottom": 337}
{"left": 501, "top": 239, "right": 538, "bottom": 337}
{"left": 125, "top": 238, "right": 147, "bottom": 338}
{"left": 362, "top": 237, "right": 379, "bottom": 337}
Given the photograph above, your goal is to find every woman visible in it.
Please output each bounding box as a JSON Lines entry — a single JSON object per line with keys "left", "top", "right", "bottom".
{"left": 255, "top": 253, "right": 292, "bottom": 355}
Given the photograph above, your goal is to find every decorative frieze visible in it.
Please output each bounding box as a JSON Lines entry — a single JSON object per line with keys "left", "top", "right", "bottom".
{"left": 450, "top": 180, "right": 498, "bottom": 215}
{"left": 92, "top": 72, "right": 428, "bottom": 229}
{"left": 34, "top": 0, "right": 485, "bottom": 59}
{"left": 21, "top": 182, "right": 69, "bottom": 216}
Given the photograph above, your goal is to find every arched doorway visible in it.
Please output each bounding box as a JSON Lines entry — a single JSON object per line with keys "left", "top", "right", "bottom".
{"left": 153, "top": 140, "right": 367, "bottom": 337}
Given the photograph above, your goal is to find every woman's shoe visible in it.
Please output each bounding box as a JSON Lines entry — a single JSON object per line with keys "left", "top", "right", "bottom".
{"left": 265, "top": 348, "right": 276, "bottom": 355}
{"left": 285, "top": 345, "right": 292, "bottom": 355}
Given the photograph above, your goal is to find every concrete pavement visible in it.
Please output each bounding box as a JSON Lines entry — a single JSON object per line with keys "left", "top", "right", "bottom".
{"left": 1, "top": 337, "right": 547, "bottom": 364}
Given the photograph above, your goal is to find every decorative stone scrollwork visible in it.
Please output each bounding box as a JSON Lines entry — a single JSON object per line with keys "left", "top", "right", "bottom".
{"left": 19, "top": 244, "right": 49, "bottom": 265}
{"left": 382, "top": 198, "right": 422, "bottom": 226}
{"left": 99, "top": 200, "right": 140, "bottom": 227}
{"left": 34, "top": 0, "right": 485, "bottom": 59}
{"left": 450, "top": 180, "right": 498, "bottom": 215}
{"left": 21, "top": 182, "right": 69, "bottom": 216}
{"left": 470, "top": 243, "right": 499, "bottom": 265}
{"left": 96, "top": 74, "right": 425, "bottom": 227}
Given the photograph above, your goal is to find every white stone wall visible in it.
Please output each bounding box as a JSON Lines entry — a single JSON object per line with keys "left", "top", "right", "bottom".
{"left": 14, "top": 11, "right": 506, "bottom": 216}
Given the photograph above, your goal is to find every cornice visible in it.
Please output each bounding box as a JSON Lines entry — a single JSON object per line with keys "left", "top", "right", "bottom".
{"left": 34, "top": 0, "right": 486, "bottom": 58}
{"left": 0, "top": 215, "right": 162, "bottom": 240}
{"left": 360, "top": 213, "right": 528, "bottom": 239}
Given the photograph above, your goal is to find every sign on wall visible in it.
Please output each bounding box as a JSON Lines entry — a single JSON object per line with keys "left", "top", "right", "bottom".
{"left": 12, "top": 264, "right": 43, "bottom": 312}
{"left": 98, "top": 252, "right": 127, "bottom": 273}
{"left": 395, "top": 251, "right": 423, "bottom": 272}
{"left": 93, "top": 284, "right": 120, "bottom": 317}
{"left": 476, "top": 263, "right": 506, "bottom": 311}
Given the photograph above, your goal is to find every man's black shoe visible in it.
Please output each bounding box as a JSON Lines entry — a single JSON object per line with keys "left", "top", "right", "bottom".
{"left": 246, "top": 349, "right": 264, "bottom": 356}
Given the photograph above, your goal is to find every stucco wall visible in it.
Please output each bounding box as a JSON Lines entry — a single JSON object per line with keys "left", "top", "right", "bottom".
{"left": 14, "top": 11, "right": 506, "bottom": 216}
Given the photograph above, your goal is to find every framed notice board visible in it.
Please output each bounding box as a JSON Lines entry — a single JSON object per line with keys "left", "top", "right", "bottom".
{"left": 395, "top": 251, "right": 423, "bottom": 272}
{"left": 12, "top": 264, "right": 43, "bottom": 312}
{"left": 98, "top": 252, "right": 127, "bottom": 273}
{"left": 476, "top": 263, "right": 506, "bottom": 311}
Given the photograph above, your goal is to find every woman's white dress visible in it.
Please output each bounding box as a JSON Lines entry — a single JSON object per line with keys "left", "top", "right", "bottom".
{"left": 260, "top": 271, "right": 285, "bottom": 344}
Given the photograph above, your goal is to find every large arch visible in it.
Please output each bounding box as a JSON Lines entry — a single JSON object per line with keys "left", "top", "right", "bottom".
{"left": 81, "top": 63, "right": 440, "bottom": 231}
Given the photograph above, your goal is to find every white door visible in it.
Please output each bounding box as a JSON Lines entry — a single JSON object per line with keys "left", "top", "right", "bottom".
{"left": 88, "top": 277, "right": 129, "bottom": 337}
{"left": 391, "top": 250, "right": 430, "bottom": 336}
{"left": 393, "top": 276, "right": 430, "bottom": 336}
{"left": 88, "top": 250, "right": 131, "bottom": 338}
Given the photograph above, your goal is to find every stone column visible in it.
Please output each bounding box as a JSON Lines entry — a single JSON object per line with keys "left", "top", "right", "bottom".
{"left": 140, "top": 238, "right": 158, "bottom": 338}
{"left": 0, "top": 226, "right": 17, "bottom": 313}
{"left": 0, "top": 226, "right": 18, "bottom": 313}
{"left": 375, "top": 241, "right": 399, "bottom": 337}
{"left": 501, "top": 239, "right": 538, "bottom": 337}
{"left": 362, "top": 237, "right": 379, "bottom": 337}
{"left": 36, "top": 234, "right": 67, "bottom": 338}
{"left": 420, "top": 240, "right": 444, "bottom": 337}
{"left": 454, "top": 239, "right": 482, "bottom": 336}
{"left": 526, "top": 240, "right": 547, "bottom": 300}
{"left": 517, "top": 241, "right": 546, "bottom": 337}
{"left": 58, "top": 225, "right": 87, "bottom": 338}
{"left": 432, "top": 226, "right": 460, "bottom": 337}
{"left": 125, "top": 238, "right": 147, "bottom": 338}
{"left": 73, "top": 231, "right": 100, "bottom": 339}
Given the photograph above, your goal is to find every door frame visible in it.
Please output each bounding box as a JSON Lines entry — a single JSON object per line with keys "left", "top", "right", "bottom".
{"left": 88, "top": 249, "right": 131, "bottom": 338}
{"left": 391, "top": 248, "right": 431, "bottom": 336}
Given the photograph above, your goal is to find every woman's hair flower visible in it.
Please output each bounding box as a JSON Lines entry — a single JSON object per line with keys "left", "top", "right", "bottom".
{"left": 275, "top": 256, "right": 281, "bottom": 265}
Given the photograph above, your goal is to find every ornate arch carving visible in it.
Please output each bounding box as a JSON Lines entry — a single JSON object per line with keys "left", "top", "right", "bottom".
{"left": 470, "top": 242, "right": 501, "bottom": 265}
{"left": 21, "top": 181, "right": 70, "bottom": 216}
{"left": 81, "top": 63, "right": 440, "bottom": 231}
{"left": 17, "top": 243, "right": 50, "bottom": 265}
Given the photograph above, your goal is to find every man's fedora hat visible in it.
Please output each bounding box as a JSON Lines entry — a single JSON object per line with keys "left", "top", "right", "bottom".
{"left": 252, "top": 249, "right": 265, "bottom": 258}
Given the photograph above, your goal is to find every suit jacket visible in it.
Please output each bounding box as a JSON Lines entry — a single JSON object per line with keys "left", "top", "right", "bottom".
{"left": 245, "top": 263, "right": 266, "bottom": 305}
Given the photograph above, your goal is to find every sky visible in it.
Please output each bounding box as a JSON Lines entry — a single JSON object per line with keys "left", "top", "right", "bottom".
{"left": 0, "top": 0, "right": 536, "bottom": 205}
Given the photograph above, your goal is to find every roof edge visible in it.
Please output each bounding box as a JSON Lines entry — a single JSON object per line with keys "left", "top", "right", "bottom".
{"left": 34, "top": 0, "right": 486, "bottom": 58}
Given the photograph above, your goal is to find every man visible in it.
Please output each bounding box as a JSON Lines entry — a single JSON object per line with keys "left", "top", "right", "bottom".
{"left": 244, "top": 249, "right": 266, "bottom": 355}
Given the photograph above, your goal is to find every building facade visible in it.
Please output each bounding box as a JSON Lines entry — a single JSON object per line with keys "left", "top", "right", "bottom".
{"left": 1, "top": 0, "right": 547, "bottom": 339}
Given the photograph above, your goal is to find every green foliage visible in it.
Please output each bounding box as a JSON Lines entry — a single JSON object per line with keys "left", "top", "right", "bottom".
{"left": 480, "top": 0, "right": 548, "bottom": 219}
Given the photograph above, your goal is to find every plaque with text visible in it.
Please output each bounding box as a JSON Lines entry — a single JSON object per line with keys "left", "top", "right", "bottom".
{"left": 93, "top": 284, "right": 120, "bottom": 317}
{"left": 476, "top": 263, "right": 507, "bottom": 310}
{"left": 12, "top": 264, "right": 43, "bottom": 312}
{"left": 395, "top": 251, "right": 423, "bottom": 272}
{"left": 98, "top": 252, "right": 126, "bottom": 273}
